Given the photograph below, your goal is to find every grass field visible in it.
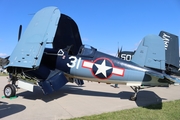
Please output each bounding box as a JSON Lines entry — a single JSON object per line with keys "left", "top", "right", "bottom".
{"left": 0, "top": 73, "right": 8, "bottom": 76}
{"left": 70, "top": 99, "right": 180, "bottom": 120}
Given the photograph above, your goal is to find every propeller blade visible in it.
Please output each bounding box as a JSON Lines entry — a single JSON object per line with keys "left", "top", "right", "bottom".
{"left": 120, "top": 46, "right": 122, "bottom": 54}
{"left": 117, "top": 46, "right": 122, "bottom": 58}
{"left": 18, "top": 25, "right": 22, "bottom": 41}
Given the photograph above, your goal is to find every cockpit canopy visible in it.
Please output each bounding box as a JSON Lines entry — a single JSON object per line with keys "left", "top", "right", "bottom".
{"left": 78, "top": 45, "right": 97, "bottom": 57}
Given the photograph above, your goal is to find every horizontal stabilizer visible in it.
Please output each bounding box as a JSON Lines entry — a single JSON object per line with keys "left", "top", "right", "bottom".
{"left": 132, "top": 35, "right": 165, "bottom": 70}
{"left": 6, "top": 7, "right": 60, "bottom": 68}
{"left": 146, "top": 71, "right": 164, "bottom": 79}
{"left": 164, "top": 74, "right": 180, "bottom": 85}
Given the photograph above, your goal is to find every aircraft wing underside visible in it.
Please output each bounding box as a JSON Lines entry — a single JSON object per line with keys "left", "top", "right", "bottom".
{"left": 5, "top": 7, "right": 60, "bottom": 69}
{"left": 53, "top": 14, "right": 82, "bottom": 55}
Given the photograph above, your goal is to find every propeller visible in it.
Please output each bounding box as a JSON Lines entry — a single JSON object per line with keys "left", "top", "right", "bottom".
{"left": 18, "top": 25, "right": 22, "bottom": 41}
{"left": 119, "top": 46, "right": 122, "bottom": 54}
{"left": 117, "top": 46, "right": 122, "bottom": 58}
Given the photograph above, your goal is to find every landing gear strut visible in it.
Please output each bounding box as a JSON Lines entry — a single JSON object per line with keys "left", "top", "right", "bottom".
{"left": 130, "top": 86, "right": 140, "bottom": 101}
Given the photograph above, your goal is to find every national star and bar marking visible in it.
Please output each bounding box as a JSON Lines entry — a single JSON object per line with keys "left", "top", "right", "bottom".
{"left": 82, "top": 57, "right": 124, "bottom": 79}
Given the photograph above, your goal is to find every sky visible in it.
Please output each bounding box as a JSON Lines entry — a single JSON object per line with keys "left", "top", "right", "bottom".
{"left": 0, "top": 0, "right": 180, "bottom": 57}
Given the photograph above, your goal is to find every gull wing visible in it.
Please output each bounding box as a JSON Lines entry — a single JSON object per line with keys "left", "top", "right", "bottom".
{"left": 6, "top": 7, "right": 60, "bottom": 69}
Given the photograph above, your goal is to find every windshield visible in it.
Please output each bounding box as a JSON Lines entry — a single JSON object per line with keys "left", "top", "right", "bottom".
{"left": 78, "top": 45, "right": 96, "bottom": 57}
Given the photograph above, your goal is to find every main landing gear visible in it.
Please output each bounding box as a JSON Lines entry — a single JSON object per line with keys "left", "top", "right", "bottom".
{"left": 4, "top": 84, "right": 16, "bottom": 98}
{"left": 130, "top": 86, "right": 141, "bottom": 101}
{"left": 4, "top": 75, "right": 18, "bottom": 98}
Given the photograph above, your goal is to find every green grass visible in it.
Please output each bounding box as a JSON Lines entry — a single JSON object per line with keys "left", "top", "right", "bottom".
{"left": 69, "top": 100, "right": 180, "bottom": 120}
{"left": 0, "top": 73, "right": 8, "bottom": 76}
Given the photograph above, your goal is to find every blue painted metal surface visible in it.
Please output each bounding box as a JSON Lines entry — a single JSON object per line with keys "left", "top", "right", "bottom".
{"left": 6, "top": 7, "right": 60, "bottom": 68}
{"left": 132, "top": 35, "right": 165, "bottom": 70}
{"left": 38, "top": 72, "right": 68, "bottom": 94}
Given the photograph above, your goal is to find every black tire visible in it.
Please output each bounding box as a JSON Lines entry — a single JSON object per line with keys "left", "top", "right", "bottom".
{"left": 4, "top": 84, "right": 16, "bottom": 98}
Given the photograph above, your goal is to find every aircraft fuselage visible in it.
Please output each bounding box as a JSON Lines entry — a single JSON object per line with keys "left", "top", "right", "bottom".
{"left": 51, "top": 46, "right": 169, "bottom": 87}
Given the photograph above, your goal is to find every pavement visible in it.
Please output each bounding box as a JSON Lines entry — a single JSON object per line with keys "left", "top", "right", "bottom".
{"left": 0, "top": 76, "right": 180, "bottom": 120}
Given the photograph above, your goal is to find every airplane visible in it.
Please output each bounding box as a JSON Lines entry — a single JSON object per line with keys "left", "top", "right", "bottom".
{"left": 118, "top": 31, "right": 180, "bottom": 75}
{"left": 2, "top": 6, "right": 180, "bottom": 101}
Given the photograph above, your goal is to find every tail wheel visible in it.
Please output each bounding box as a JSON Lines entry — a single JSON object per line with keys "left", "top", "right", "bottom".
{"left": 4, "top": 84, "right": 16, "bottom": 98}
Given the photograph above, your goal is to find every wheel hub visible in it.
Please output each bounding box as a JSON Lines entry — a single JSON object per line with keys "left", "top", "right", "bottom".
{"left": 5, "top": 87, "right": 12, "bottom": 96}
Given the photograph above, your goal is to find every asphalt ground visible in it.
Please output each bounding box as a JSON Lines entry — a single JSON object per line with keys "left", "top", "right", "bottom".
{"left": 0, "top": 76, "right": 180, "bottom": 120}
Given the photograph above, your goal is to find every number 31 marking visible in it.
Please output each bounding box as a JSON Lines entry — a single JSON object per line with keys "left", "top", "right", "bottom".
{"left": 67, "top": 56, "right": 81, "bottom": 69}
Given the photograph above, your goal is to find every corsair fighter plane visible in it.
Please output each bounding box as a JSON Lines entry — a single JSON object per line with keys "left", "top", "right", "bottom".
{"left": 3, "top": 6, "right": 180, "bottom": 101}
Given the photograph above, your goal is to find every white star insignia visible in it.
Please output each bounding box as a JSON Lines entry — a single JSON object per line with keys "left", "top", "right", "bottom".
{"left": 94, "top": 60, "right": 112, "bottom": 78}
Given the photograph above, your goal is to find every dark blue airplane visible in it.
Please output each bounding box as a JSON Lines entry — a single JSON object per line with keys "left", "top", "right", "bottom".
{"left": 2, "top": 6, "right": 180, "bottom": 101}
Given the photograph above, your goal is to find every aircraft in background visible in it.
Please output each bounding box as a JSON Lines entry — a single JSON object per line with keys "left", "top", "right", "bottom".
{"left": 2, "top": 6, "right": 180, "bottom": 101}
{"left": 118, "top": 31, "right": 180, "bottom": 76}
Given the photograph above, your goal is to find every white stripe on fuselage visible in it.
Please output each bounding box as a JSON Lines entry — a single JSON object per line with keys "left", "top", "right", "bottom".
{"left": 82, "top": 60, "right": 124, "bottom": 76}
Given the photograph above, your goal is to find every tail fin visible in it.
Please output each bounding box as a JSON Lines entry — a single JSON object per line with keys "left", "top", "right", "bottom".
{"left": 159, "top": 31, "right": 179, "bottom": 73}
{"left": 132, "top": 35, "right": 165, "bottom": 70}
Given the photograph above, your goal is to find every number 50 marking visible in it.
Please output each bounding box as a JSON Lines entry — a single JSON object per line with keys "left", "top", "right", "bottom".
{"left": 121, "top": 54, "right": 132, "bottom": 61}
{"left": 67, "top": 56, "right": 81, "bottom": 69}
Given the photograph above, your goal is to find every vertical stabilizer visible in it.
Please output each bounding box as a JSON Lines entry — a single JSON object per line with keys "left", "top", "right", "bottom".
{"left": 132, "top": 35, "right": 165, "bottom": 70}
{"left": 159, "top": 31, "right": 179, "bottom": 70}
